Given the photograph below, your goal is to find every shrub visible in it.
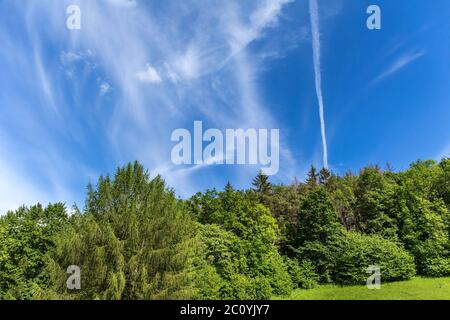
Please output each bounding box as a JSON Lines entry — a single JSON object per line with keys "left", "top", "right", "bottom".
{"left": 283, "top": 257, "right": 319, "bottom": 289}
{"left": 221, "top": 274, "right": 272, "bottom": 300}
{"left": 334, "top": 233, "right": 416, "bottom": 284}
{"left": 415, "top": 239, "right": 450, "bottom": 276}
{"left": 262, "top": 251, "right": 293, "bottom": 296}
{"left": 196, "top": 223, "right": 292, "bottom": 299}
{"left": 189, "top": 187, "right": 293, "bottom": 299}
{"left": 192, "top": 264, "right": 224, "bottom": 300}
{"left": 421, "top": 257, "right": 450, "bottom": 277}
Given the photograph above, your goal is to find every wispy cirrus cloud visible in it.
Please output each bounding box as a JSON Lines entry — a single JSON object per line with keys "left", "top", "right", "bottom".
{"left": 373, "top": 50, "right": 425, "bottom": 84}
{"left": 0, "top": 0, "right": 301, "bottom": 210}
{"left": 106, "top": 0, "right": 137, "bottom": 7}
{"left": 99, "top": 82, "right": 111, "bottom": 95}
{"left": 136, "top": 64, "right": 162, "bottom": 83}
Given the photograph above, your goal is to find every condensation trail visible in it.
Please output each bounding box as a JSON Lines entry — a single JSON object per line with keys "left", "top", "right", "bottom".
{"left": 309, "top": 0, "right": 329, "bottom": 169}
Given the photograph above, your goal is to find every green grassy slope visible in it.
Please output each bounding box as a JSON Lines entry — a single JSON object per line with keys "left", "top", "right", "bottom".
{"left": 277, "top": 277, "right": 450, "bottom": 300}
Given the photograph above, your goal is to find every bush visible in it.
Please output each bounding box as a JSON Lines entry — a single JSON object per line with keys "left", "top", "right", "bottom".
{"left": 421, "top": 257, "right": 450, "bottom": 277}
{"left": 194, "top": 224, "right": 245, "bottom": 299}
{"left": 334, "top": 233, "right": 416, "bottom": 284}
{"left": 219, "top": 274, "right": 272, "bottom": 300}
{"left": 298, "top": 232, "right": 415, "bottom": 285}
{"left": 283, "top": 257, "right": 319, "bottom": 289}
{"left": 196, "top": 224, "right": 292, "bottom": 299}
{"left": 189, "top": 188, "right": 293, "bottom": 299}
{"left": 261, "top": 251, "right": 293, "bottom": 296}
{"left": 192, "top": 264, "right": 224, "bottom": 300}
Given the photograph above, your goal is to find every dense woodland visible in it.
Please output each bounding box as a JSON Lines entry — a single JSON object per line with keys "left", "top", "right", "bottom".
{"left": 1, "top": 158, "right": 450, "bottom": 300}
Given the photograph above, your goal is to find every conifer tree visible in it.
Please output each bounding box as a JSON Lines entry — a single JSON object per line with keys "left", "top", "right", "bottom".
{"left": 306, "top": 166, "right": 319, "bottom": 188}
{"left": 319, "top": 168, "right": 331, "bottom": 185}
{"left": 252, "top": 170, "right": 272, "bottom": 206}
{"left": 45, "top": 162, "right": 200, "bottom": 300}
{"left": 252, "top": 170, "right": 271, "bottom": 194}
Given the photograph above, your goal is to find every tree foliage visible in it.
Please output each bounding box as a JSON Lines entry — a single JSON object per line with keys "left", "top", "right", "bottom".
{"left": 43, "top": 162, "right": 200, "bottom": 300}
{"left": 1, "top": 157, "right": 450, "bottom": 300}
{"left": 188, "top": 185, "right": 292, "bottom": 299}
{"left": 0, "top": 203, "right": 68, "bottom": 299}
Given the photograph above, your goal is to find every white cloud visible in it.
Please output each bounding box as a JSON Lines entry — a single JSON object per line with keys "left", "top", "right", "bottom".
{"left": 106, "top": 0, "right": 137, "bottom": 7}
{"left": 35, "top": 49, "right": 58, "bottom": 113}
{"left": 250, "top": 0, "right": 292, "bottom": 31}
{"left": 136, "top": 64, "right": 162, "bottom": 83}
{"left": 1, "top": 0, "right": 301, "bottom": 202}
{"left": 172, "top": 48, "right": 200, "bottom": 80}
{"left": 164, "top": 62, "right": 181, "bottom": 83}
{"left": 228, "top": 0, "right": 293, "bottom": 55}
{"left": 61, "top": 51, "right": 83, "bottom": 64}
{"left": 374, "top": 50, "right": 425, "bottom": 83}
{"left": 100, "top": 82, "right": 111, "bottom": 95}
{"left": 60, "top": 50, "right": 95, "bottom": 65}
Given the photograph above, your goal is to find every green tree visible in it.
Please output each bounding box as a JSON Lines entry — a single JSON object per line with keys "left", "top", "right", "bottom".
{"left": 44, "top": 162, "right": 200, "bottom": 300}
{"left": 252, "top": 170, "right": 272, "bottom": 206}
{"left": 306, "top": 166, "right": 319, "bottom": 188}
{"left": 318, "top": 168, "right": 331, "bottom": 185}
{"left": 396, "top": 193, "right": 450, "bottom": 276}
{"left": 293, "top": 187, "right": 346, "bottom": 282}
{"left": 252, "top": 170, "right": 271, "bottom": 194}
{"left": 188, "top": 186, "right": 292, "bottom": 298}
{"left": 354, "top": 166, "right": 398, "bottom": 239}
{"left": 0, "top": 203, "right": 68, "bottom": 299}
{"left": 296, "top": 187, "right": 344, "bottom": 245}
{"left": 330, "top": 173, "right": 357, "bottom": 231}
{"left": 436, "top": 158, "right": 450, "bottom": 209}
{"left": 266, "top": 184, "right": 302, "bottom": 254}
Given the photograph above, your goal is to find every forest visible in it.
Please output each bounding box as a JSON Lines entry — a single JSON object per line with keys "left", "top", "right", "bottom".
{"left": 1, "top": 158, "right": 450, "bottom": 300}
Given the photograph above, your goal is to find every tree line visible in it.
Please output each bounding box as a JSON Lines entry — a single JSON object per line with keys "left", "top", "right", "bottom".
{"left": 1, "top": 158, "right": 450, "bottom": 300}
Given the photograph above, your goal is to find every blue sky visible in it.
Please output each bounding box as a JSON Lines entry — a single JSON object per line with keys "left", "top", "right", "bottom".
{"left": 0, "top": 0, "right": 449, "bottom": 212}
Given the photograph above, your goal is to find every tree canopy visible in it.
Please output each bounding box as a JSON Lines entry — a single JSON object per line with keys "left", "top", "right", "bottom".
{"left": 1, "top": 158, "right": 450, "bottom": 300}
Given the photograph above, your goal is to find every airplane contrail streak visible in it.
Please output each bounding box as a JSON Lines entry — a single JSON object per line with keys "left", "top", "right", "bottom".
{"left": 309, "top": 0, "right": 329, "bottom": 169}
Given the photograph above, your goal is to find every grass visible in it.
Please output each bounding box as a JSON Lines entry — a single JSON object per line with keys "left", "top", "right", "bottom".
{"left": 277, "top": 277, "right": 450, "bottom": 300}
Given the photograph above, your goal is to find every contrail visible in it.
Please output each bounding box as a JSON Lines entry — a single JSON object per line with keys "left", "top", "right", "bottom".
{"left": 309, "top": 0, "right": 329, "bottom": 169}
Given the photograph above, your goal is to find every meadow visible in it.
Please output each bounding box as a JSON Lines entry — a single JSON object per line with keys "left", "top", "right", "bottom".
{"left": 279, "top": 277, "right": 450, "bottom": 300}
